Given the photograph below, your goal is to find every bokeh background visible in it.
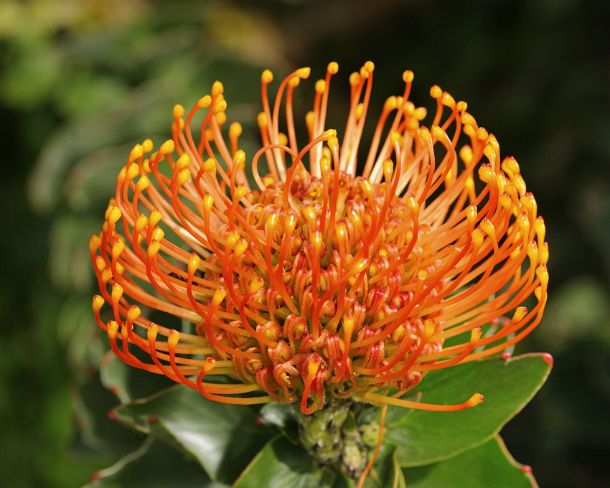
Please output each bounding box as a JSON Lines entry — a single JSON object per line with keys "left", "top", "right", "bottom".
{"left": 1, "top": 0, "right": 609, "bottom": 486}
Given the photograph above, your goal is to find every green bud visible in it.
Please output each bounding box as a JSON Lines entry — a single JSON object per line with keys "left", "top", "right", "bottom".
{"left": 294, "top": 396, "right": 381, "bottom": 480}
{"left": 360, "top": 421, "right": 380, "bottom": 447}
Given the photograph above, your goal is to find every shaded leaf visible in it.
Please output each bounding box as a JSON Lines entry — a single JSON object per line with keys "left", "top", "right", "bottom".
{"left": 114, "top": 385, "right": 273, "bottom": 483}
{"left": 359, "top": 445, "right": 407, "bottom": 488}
{"left": 233, "top": 436, "right": 336, "bottom": 488}
{"left": 540, "top": 278, "right": 610, "bottom": 350}
{"left": 48, "top": 215, "right": 99, "bottom": 289}
{"left": 74, "top": 373, "right": 145, "bottom": 454}
{"left": 374, "top": 448, "right": 407, "bottom": 488}
{"left": 99, "top": 353, "right": 131, "bottom": 404}
{"left": 57, "top": 296, "right": 104, "bottom": 374}
{"left": 387, "top": 354, "right": 552, "bottom": 466}
{"left": 0, "top": 34, "right": 62, "bottom": 107}
{"left": 99, "top": 351, "right": 175, "bottom": 404}
{"left": 86, "top": 438, "right": 226, "bottom": 488}
{"left": 54, "top": 73, "right": 128, "bottom": 119}
{"left": 258, "top": 402, "right": 300, "bottom": 444}
{"left": 404, "top": 436, "right": 536, "bottom": 487}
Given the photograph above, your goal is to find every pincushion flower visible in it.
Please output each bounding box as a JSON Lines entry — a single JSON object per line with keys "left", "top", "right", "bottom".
{"left": 90, "top": 61, "right": 548, "bottom": 417}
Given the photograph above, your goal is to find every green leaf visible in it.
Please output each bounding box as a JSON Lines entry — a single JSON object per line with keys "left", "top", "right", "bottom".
{"left": 258, "top": 402, "right": 300, "bottom": 444}
{"left": 48, "top": 215, "right": 99, "bottom": 290}
{"left": 99, "top": 353, "right": 131, "bottom": 404}
{"left": 99, "top": 351, "right": 175, "bottom": 404}
{"left": 233, "top": 436, "right": 336, "bottom": 488}
{"left": 404, "top": 436, "right": 536, "bottom": 487}
{"left": 86, "top": 438, "right": 226, "bottom": 488}
{"left": 113, "top": 385, "right": 273, "bottom": 483}
{"left": 0, "top": 34, "right": 62, "bottom": 108}
{"left": 57, "top": 296, "right": 104, "bottom": 375}
{"left": 375, "top": 448, "right": 407, "bottom": 488}
{"left": 361, "top": 445, "right": 407, "bottom": 488}
{"left": 386, "top": 354, "right": 552, "bottom": 466}
{"left": 258, "top": 401, "right": 295, "bottom": 428}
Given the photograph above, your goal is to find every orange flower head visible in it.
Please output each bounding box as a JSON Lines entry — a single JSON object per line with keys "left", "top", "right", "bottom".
{"left": 90, "top": 62, "right": 548, "bottom": 414}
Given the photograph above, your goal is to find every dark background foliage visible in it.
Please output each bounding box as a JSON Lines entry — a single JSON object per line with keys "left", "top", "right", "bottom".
{"left": 1, "top": 0, "right": 609, "bottom": 486}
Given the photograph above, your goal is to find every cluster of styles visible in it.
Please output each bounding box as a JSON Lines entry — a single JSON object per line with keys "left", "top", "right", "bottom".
{"left": 90, "top": 62, "right": 548, "bottom": 416}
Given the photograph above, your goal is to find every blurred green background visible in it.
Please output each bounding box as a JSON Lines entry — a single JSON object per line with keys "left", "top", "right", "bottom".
{"left": 1, "top": 0, "right": 609, "bottom": 486}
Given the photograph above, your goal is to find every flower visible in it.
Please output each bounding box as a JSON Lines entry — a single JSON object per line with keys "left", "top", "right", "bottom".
{"left": 90, "top": 61, "right": 548, "bottom": 415}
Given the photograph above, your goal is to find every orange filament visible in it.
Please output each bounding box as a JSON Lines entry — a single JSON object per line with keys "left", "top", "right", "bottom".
{"left": 91, "top": 62, "right": 548, "bottom": 415}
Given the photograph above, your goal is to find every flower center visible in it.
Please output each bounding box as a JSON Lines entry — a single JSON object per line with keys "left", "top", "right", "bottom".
{"left": 199, "top": 166, "right": 441, "bottom": 411}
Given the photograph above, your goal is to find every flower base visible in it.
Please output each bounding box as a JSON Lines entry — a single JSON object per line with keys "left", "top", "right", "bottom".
{"left": 294, "top": 397, "right": 380, "bottom": 479}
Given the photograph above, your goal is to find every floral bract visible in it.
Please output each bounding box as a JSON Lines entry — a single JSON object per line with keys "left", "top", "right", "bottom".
{"left": 91, "top": 62, "right": 548, "bottom": 415}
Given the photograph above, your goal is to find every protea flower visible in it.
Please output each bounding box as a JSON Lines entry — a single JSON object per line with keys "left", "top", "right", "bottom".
{"left": 90, "top": 61, "right": 548, "bottom": 419}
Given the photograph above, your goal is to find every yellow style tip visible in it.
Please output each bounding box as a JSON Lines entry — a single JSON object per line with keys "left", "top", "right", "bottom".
{"left": 261, "top": 69, "right": 274, "bottom": 84}
{"left": 160, "top": 139, "right": 175, "bottom": 154}
{"left": 188, "top": 254, "right": 201, "bottom": 275}
{"left": 92, "top": 295, "right": 105, "bottom": 313}
{"left": 173, "top": 104, "right": 185, "bottom": 119}
{"left": 89, "top": 234, "right": 101, "bottom": 253}
{"left": 168, "top": 329, "right": 180, "bottom": 348}
{"left": 327, "top": 61, "right": 339, "bottom": 74}
{"left": 466, "top": 393, "right": 485, "bottom": 407}
{"left": 296, "top": 67, "right": 311, "bottom": 79}
{"left": 127, "top": 305, "right": 141, "bottom": 321}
